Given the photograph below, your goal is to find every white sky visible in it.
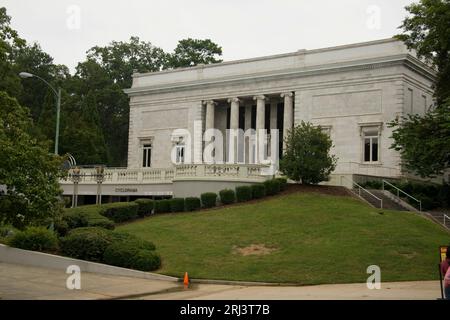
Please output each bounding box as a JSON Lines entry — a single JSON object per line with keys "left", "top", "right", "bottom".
{"left": 2, "top": 0, "right": 415, "bottom": 72}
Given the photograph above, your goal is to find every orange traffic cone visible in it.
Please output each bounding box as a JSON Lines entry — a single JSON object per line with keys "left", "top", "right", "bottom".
{"left": 183, "top": 272, "right": 189, "bottom": 288}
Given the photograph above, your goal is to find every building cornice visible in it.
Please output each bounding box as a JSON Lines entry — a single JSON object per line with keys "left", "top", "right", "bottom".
{"left": 125, "top": 54, "right": 436, "bottom": 97}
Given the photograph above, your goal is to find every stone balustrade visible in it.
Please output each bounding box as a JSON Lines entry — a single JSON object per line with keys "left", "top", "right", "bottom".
{"left": 60, "top": 164, "right": 270, "bottom": 185}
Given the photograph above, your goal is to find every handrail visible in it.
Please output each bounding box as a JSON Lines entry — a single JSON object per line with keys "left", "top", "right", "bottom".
{"left": 382, "top": 180, "right": 422, "bottom": 212}
{"left": 444, "top": 214, "right": 449, "bottom": 228}
{"left": 341, "top": 176, "right": 383, "bottom": 209}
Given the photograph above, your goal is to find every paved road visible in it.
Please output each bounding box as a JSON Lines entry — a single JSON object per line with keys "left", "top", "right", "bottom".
{"left": 0, "top": 263, "right": 442, "bottom": 300}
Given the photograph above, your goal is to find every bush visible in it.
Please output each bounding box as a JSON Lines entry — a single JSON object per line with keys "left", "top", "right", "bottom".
{"left": 63, "top": 211, "right": 89, "bottom": 229}
{"left": 201, "top": 192, "right": 217, "bottom": 208}
{"left": 185, "top": 197, "right": 201, "bottom": 211}
{"left": 9, "top": 227, "right": 58, "bottom": 252}
{"left": 235, "top": 186, "right": 252, "bottom": 202}
{"left": 251, "top": 184, "right": 266, "bottom": 199}
{"left": 154, "top": 199, "right": 171, "bottom": 213}
{"left": 135, "top": 199, "right": 154, "bottom": 217}
{"left": 280, "top": 121, "right": 337, "bottom": 184}
{"left": 0, "top": 224, "right": 17, "bottom": 243}
{"left": 131, "top": 250, "right": 161, "bottom": 271}
{"left": 101, "top": 202, "right": 139, "bottom": 223}
{"left": 219, "top": 189, "right": 235, "bottom": 205}
{"left": 103, "top": 241, "right": 161, "bottom": 271}
{"left": 63, "top": 205, "right": 115, "bottom": 230}
{"left": 60, "top": 227, "right": 112, "bottom": 262}
{"left": 275, "top": 177, "right": 288, "bottom": 191}
{"left": 169, "top": 198, "right": 185, "bottom": 212}
{"left": 263, "top": 179, "right": 281, "bottom": 196}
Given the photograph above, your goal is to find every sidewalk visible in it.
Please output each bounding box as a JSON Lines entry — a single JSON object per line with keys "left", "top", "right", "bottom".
{"left": 0, "top": 262, "right": 442, "bottom": 300}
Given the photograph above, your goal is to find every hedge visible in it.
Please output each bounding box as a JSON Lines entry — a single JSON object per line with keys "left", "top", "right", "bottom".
{"left": 185, "top": 197, "right": 201, "bottom": 211}
{"left": 100, "top": 202, "right": 139, "bottom": 223}
{"left": 103, "top": 241, "right": 161, "bottom": 271}
{"left": 60, "top": 227, "right": 112, "bottom": 262}
{"left": 9, "top": 227, "right": 58, "bottom": 252}
{"left": 263, "top": 179, "right": 281, "bottom": 196}
{"left": 135, "top": 199, "right": 154, "bottom": 217}
{"left": 219, "top": 189, "right": 235, "bottom": 205}
{"left": 275, "top": 177, "right": 288, "bottom": 191}
{"left": 201, "top": 192, "right": 217, "bottom": 208}
{"left": 251, "top": 184, "right": 266, "bottom": 199}
{"left": 63, "top": 205, "right": 115, "bottom": 230}
{"left": 236, "top": 186, "right": 252, "bottom": 202}
{"left": 154, "top": 199, "right": 170, "bottom": 213}
{"left": 169, "top": 198, "right": 185, "bottom": 212}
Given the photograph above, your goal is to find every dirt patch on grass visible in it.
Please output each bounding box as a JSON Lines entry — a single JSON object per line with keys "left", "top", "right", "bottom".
{"left": 232, "top": 244, "right": 277, "bottom": 256}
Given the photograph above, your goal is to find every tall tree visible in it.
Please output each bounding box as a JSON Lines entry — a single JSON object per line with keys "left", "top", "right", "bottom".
{"left": 391, "top": 0, "right": 450, "bottom": 178}
{"left": 167, "top": 38, "right": 222, "bottom": 69}
{"left": 0, "top": 91, "right": 64, "bottom": 228}
{"left": 396, "top": 0, "right": 450, "bottom": 104}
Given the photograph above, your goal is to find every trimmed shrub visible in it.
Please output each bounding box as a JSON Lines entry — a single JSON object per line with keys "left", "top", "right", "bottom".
{"left": 9, "top": 227, "right": 58, "bottom": 252}
{"left": 135, "top": 199, "right": 154, "bottom": 217}
{"left": 63, "top": 211, "right": 89, "bottom": 229}
{"left": 235, "top": 186, "right": 252, "bottom": 202}
{"left": 60, "top": 227, "right": 112, "bottom": 262}
{"left": 63, "top": 205, "right": 115, "bottom": 230}
{"left": 185, "top": 197, "right": 201, "bottom": 211}
{"left": 251, "top": 184, "right": 266, "bottom": 199}
{"left": 103, "top": 242, "right": 161, "bottom": 271}
{"left": 0, "top": 225, "right": 17, "bottom": 243}
{"left": 169, "top": 198, "right": 185, "bottom": 212}
{"left": 275, "top": 177, "right": 288, "bottom": 191}
{"left": 100, "top": 202, "right": 139, "bottom": 223}
{"left": 154, "top": 199, "right": 171, "bottom": 213}
{"left": 219, "top": 189, "right": 235, "bottom": 205}
{"left": 131, "top": 250, "right": 161, "bottom": 271}
{"left": 263, "top": 179, "right": 281, "bottom": 196}
{"left": 201, "top": 192, "right": 217, "bottom": 208}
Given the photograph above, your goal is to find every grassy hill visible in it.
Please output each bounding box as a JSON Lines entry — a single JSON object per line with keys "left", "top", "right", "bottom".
{"left": 117, "top": 187, "right": 450, "bottom": 285}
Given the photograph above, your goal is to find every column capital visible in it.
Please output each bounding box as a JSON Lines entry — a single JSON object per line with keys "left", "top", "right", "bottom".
{"left": 203, "top": 100, "right": 217, "bottom": 106}
{"left": 253, "top": 95, "right": 267, "bottom": 101}
{"left": 227, "top": 97, "right": 240, "bottom": 104}
{"left": 280, "top": 92, "right": 294, "bottom": 98}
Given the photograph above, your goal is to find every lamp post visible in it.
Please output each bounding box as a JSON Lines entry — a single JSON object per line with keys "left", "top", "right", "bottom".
{"left": 19, "top": 72, "right": 61, "bottom": 155}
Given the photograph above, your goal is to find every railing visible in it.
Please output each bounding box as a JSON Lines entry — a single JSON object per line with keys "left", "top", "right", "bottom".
{"left": 61, "top": 163, "right": 269, "bottom": 185}
{"left": 444, "top": 214, "right": 449, "bottom": 229}
{"left": 341, "top": 175, "right": 383, "bottom": 209}
{"left": 382, "top": 180, "right": 422, "bottom": 212}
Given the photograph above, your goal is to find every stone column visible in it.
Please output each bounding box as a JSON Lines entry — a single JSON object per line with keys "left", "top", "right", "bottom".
{"left": 227, "top": 98, "right": 240, "bottom": 163}
{"left": 254, "top": 95, "right": 266, "bottom": 132}
{"left": 253, "top": 95, "right": 267, "bottom": 163}
{"left": 205, "top": 100, "right": 216, "bottom": 130}
{"left": 228, "top": 97, "right": 240, "bottom": 130}
{"left": 281, "top": 92, "right": 294, "bottom": 152}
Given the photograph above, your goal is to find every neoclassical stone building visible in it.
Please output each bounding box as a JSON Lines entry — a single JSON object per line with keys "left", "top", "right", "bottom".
{"left": 61, "top": 38, "right": 435, "bottom": 200}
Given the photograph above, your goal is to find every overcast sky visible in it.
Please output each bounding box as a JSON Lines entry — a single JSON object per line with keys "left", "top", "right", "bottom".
{"left": 2, "top": 0, "right": 415, "bottom": 72}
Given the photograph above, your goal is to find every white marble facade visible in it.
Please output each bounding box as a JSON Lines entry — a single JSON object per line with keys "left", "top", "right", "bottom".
{"left": 124, "top": 38, "right": 436, "bottom": 179}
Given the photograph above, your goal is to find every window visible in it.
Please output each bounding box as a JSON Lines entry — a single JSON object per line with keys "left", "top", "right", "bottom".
{"left": 142, "top": 144, "right": 152, "bottom": 167}
{"left": 363, "top": 130, "right": 379, "bottom": 162}
{"left": 175, "top": 144, "right": 185, "bottom": 164}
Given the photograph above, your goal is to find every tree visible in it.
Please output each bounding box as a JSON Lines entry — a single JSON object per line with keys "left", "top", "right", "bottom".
{"left": 396, "top": 0, "right": 450, "bottom": 104}
{"left": 0, "top": 91, "right": 64, "bottom": 228}
{"left": 389, "top": 100, "right": 450, "bottom": 177}
{"left": 280, "top": 122, "right": 337, "bottom": 184}
{"left": 167, "top": 38, "right": 222, "bottom": 69}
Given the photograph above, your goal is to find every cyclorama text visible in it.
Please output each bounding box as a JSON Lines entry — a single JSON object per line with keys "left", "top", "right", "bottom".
{"left": 179, "top": 304, "right": 270, "bottom": 318}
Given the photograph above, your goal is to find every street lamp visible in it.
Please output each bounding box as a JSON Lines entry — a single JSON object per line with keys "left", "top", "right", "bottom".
{"left": 19, "top": 72, "right": 61, "bottom": 155}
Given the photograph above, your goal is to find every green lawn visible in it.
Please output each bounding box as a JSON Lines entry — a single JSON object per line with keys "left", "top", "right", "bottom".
{"left": 117, "top": 191, "right": 450, "bottom": 285}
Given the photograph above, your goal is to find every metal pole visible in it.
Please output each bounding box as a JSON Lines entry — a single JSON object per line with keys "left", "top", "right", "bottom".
{"left": 54, "top": 88, "right": 61, "bottom": 155}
